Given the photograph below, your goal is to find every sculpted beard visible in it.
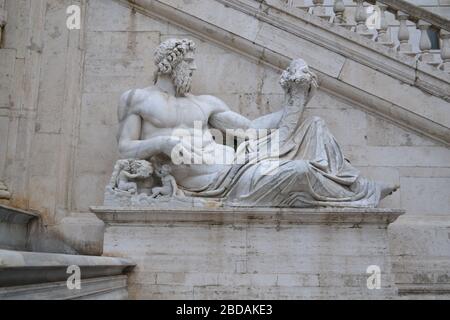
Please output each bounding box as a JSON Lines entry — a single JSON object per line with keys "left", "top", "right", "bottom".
{"left": 172, "top": 61, "right": 193, "bottom": 96}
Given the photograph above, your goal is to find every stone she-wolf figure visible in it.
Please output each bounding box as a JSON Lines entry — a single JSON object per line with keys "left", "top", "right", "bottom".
{"left": 110, "top": 38, "right": 398, "bottom": 208}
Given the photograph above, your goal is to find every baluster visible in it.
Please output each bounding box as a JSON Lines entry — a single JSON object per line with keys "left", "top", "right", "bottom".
{"left": 376, "top": 3, "right": 394, "bottom": 47}
{"left": 440, "top": 30, "right": 450, "bottom": 72}
{"left": 355, "top": 0, "right": 373, "bottom": 38}
{"left": 333, "top": 0, "right": 346, "bottom": 24}
{"left": 396, "top": 11, "right": 415, "bottom": 56}
{"left": 312, "top": 0, "right": 330, "bottom": 19}
{"left": 281, "top": 0, "right": 294, "bottom": 7}
{"left": 417, "top": 20, "right": 439, "bottom": 65}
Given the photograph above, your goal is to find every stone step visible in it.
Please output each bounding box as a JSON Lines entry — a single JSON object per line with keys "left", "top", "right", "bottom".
{"left": 0, "top": 249, "right": 135, "bottom": 299}
{"left": 0, "top": 275, "right": 129, "bottom": 300}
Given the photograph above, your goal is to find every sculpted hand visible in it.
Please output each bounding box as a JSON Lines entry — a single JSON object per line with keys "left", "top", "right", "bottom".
{"left": 161, "top": 137, "right": 184, "bottom": 157}
{"left": 163, "top": 136, "right": 204, "bottom": 165}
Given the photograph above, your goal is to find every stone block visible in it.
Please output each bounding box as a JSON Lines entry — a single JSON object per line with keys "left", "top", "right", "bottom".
{"left": 365, "top": 116, "right": 436, "bottom": 147}
{"left": 93, "top": 207, "right": 403, "bottom": 299}
{"left": 399, "top": 177, "right": 450, "bottom": 215}
{"left": 338, "top": 59, "right": 450, "bottom": 129}
{"left": 87, "top": 0, "right": 169, "bottom": 32}
{"left": 256, "top": 23, "right": 346, "bottom": 78}
{"left": 0, "top": 49, "right": 15, "bottom": 107}
{"left": 341, "top": 145, "right": 450, "bottom": 167}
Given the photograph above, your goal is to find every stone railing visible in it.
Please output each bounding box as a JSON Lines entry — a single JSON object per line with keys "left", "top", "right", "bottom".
{"left": 281, "top": 0, "right": 450, "bottom": 73}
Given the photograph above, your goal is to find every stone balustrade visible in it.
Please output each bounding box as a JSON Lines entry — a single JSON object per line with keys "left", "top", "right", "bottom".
{"left": 280, "top": 0, "right": 450, "bottom": 73}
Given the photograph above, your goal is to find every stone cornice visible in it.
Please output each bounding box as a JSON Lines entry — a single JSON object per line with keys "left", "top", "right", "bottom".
{"left": 91, "top": 206, "right": 404, "bottom": 226}
{"left": 0, "top": 204, "right": 39, "bottom": 224}
{"left": 118, "top": 0, "right": 450, "bottom": 145}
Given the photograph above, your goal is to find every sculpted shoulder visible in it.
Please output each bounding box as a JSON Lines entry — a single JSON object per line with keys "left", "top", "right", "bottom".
{"left": 118, "top": 86, "right": 168, "bottom": 122}
{"left": 193, "top": 94, "right": 230, "bottom": 114}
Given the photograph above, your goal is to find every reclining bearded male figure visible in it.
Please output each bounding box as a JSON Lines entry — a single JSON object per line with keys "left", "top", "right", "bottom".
{"left": 116, "top": 38, "right": 398, "bottom": 207}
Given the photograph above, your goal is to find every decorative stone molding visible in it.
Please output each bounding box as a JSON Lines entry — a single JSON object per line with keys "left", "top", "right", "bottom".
{"left": 92, "top": 206, "right": 404, "bottom": 225}
{"left": 0, "top": 249, "right": 134, "bottom": 286}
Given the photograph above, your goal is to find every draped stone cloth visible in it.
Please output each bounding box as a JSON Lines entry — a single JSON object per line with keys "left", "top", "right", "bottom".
{"left": 182, "top": 113, "right": 382, "bottom": 208}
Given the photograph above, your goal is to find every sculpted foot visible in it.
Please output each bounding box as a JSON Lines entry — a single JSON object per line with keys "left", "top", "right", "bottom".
{"left": 380, "top": 183, "right": 400, "bottom": 199}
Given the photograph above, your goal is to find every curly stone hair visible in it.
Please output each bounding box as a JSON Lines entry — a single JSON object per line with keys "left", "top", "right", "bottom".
{"left": 279, "top": 59, "right": 318, "bottom": 91}
{"left": 153, "top": 38, "right": 196, "bottom": 81}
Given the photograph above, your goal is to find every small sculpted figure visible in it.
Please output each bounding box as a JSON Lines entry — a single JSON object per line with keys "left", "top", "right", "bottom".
{"left": 110, "top": 159, "right": 153, "bottom": 195}
{"left": 151, "top": 165, "right": 184, "bottom": 198}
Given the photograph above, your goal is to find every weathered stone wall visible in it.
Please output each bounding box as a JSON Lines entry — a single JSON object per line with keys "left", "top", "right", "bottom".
{"left": 409, "top": 0, "right": 450, "bottom": 18}
{"left": 0, "top": 0, "right": 449, "bottom": 296}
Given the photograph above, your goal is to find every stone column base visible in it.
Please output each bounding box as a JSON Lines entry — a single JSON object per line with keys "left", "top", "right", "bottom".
{"left": 91, "top": 206, "right": 404, "bottom": 300}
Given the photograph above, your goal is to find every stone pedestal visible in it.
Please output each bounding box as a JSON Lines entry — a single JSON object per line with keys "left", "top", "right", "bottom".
{"left": 92, "top": 207, "right": 404, "bottom": 300}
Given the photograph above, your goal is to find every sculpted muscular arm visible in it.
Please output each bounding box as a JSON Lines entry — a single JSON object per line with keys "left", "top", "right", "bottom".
{"left": 117, "top": 90, "right": 179, "bottom": 159}
{"left": 207, "top": 95, "right": 284, "bottom": 133}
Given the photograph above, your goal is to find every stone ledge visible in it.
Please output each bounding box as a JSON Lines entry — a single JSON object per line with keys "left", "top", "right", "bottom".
{"left": 0, "top": 204, "right": 39, "bottom": 225}
{"left": 398, "top": 284, "right": 450, "bottom": 296}
{"left": 91, "top": 206, "right": 404, "bottom": 226}
{"left": 0, "top": 275, "right": 129, "bottom": 300}
{"left": 0, "top": 205, "right": 39, "bottom": 251}
{"left": 0, "top": 249, "right": 135, "bottom": 287}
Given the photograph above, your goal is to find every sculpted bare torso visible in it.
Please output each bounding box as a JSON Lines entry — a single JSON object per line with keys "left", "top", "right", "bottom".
{"left": 117, "top": 86, "right": 241, "bottom": 189}
{"left": 112, "top": 49, "right": 398, "bottom": 208}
